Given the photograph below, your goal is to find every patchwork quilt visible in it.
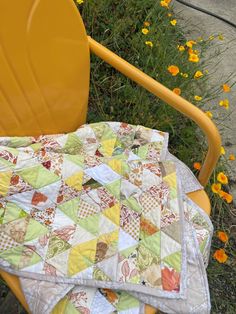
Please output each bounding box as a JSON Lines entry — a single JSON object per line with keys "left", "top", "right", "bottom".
{"left": 0, "top": 122, "right": 213, "bottom": 314}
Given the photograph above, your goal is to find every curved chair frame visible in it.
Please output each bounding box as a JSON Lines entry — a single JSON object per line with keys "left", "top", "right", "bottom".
{"left": 0, "top": 1, "right": 221, "bottom": 313}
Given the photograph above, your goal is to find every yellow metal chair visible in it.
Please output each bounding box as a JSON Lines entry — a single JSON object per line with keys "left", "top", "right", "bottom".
{"left": 0, "top": 0, "right": 221, "bottom": 313}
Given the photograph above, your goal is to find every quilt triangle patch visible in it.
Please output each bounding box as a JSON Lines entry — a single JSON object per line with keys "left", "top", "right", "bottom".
{"left": 17, "top": 165, "right": 60, "bottom": 189}
{"left": 46, "top": 235, "right": 71, "bottom": 260}
{"left": 65, "top": 171, "right": 83, "bottom": 191}
{"left": 68, "top": 238, "right": 97, "bottom": 276}
{"left": 104, "top": 179, "right": 121, "bottom": 200}
{"left": 102, "top": 203, "right": 120, "bottom": 226}
{"left": 78, "top": 213, "right": 100, "bottom": 236}
{"left": 58, "top": 197, "right": 81, "bottom": 222}
{"left": 0, "top": 171, "right": 12, "bottom": 197}
{"left": 96, "top": 253, "right": 119, "bottom": 281}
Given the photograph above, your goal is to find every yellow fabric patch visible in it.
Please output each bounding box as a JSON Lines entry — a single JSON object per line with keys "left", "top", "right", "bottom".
{"left": 51, "top": 297, "right": 69, "bottom": 314}
{"left": 65, "top": 171, "right": 83, "bottom": 191}
{"left": 163, "top": 173, "right": 177, "bottom": 189}
{"left": 68, "top": 238, "right": 97, "bottom": 276}
{"left": 0, "top": 171, "right": 12, "bottom": 196}
{"left": 107, "top": 159, "right": 122, "bottom": 175}
{"left": 163, "top": 173, "right": 177, "bottom": 198}
{"left": 100, "top": 139, "right": 116, "bottom": 156}
{"left": 98, "top": 229, "right": 119, "bottom": 245}
{"left": 103, "top": 203, "right": 120, "bottom": 226}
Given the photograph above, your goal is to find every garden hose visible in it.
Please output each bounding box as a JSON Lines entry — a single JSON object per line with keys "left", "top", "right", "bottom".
{"left": 174, "top": 0, "right": 236, "bottom": 29}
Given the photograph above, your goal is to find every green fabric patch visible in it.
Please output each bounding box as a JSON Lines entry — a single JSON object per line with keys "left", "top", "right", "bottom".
{"left": 3, "top": 202, "right": 26, "bottom": 224}
{"left": 163, "top": 251, "right": 182, "bottom": 272}
{"left": 105, "top": 179, "right": 121, "bottom": 200}
{"left": 115, "top": 291, "right": 139, "bottom": 311}
{"left": 24, "top": 219, "right": 48, "bottom": 242}
{"left": 120, "top": 245, "right": 138, "bottom": 258}
{"left": 58, "top": 197, "right": 81, "bottom": 222}
{"left": 30, "top": 143, "right": 42, "bottom": 152}
{"left": 140, "top": 231, "right": 161, "bottom": 256}
{"left": 122, "top": 196, "right": 142, "bottom": 213}
{"left": 17, "top": 165, "right": 60, "bottom": 189}
{"left": 65, "top": 154, "right": 84, "bottom": 168}
{"left": 46, "top": 235, "right": 71, "bottom": 260}
{"left": 64, "top": 134, "right": 83, "bottom": 154}
{"left": 78, "top": 213, "right": 100, "bottom": 236}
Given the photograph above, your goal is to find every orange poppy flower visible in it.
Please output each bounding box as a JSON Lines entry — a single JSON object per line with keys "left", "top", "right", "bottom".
{"left": 168, "top": 65, "right": 180, "bottom": 76}
{"left": 213, "top": 249, "right": 228, "bottom": 263}
{"left": 229, "top": 154, "right": 235, "bottom": 161}
{"left": 219, "top": 191, "right": 233, "bottom": 203}
{"left": 222, "top": 84, "right": 230, "bottom": 92}
{"left": 217, "top": 231, "right": 228, "bottom": 243}
{"left": 193, "top": 162, "right": 201, "bottom": 170}
{"left": 172, "top": 88, "right": 181, "bottom": 95}
{"left": 217, "top": 172, "right": 228, "bottom": 185}
{"left": 144, "top": 21, "right": 150, "bottom": 27}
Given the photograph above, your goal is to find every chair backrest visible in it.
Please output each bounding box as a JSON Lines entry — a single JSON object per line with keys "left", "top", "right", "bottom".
{"left": 0, "top": 0, "right": 89, "bottom": 136}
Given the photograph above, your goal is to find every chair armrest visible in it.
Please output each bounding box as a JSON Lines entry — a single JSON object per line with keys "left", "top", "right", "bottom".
{"left": 88, "top": 36, "right": 221, "bottom": 187}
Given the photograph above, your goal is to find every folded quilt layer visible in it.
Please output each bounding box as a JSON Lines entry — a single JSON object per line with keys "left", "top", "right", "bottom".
{"left": 0, "top": 122, "right": 213, "bottom": 314}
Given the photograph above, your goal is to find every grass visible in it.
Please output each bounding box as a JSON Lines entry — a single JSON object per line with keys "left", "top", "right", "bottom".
{"left": 1, "top": 0, "right": 235, "bottom": 313}
{"left": 80, "top": 1, "right": 236, "bottom": 313}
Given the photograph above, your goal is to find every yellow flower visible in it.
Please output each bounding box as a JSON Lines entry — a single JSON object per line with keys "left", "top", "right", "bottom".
{"left": 160, "top": 1, "right": 169, "bottom": 7}
{"left": 178, "top": 45, "right": 185, "bottom": 51}
{"left": 186, "top": 40, "right": 196, "bottom": 48}
{"left": 168, "top": 13, "right": 172, "bottom": 17}
{"left": 229, "top": 154, "right": 235, "bottom": 161}
{"left": 193, "top": 162, "right": 201, "bottom": 170}
{"left": 194, "top": 95, "right": 202, "bottom": 101}
{"left": 142, "top": 28, "right": 149, "bottom": 35}
{"left": 194, "top": 71, "right": 203, "bottom": 79}
{"left": 209, "top": 35, "right": 215, "bottom": 40}
{"left": 211, "top": 183, "right": 222, "bottom": 194}
{"left": 205, "top": 111, "right": 213, "bottom": 119}
{"left": 168, "top": 65, "right": 180, "bottom": 76}
{"left": 170, "top": 19, "right": 177, "bottom": 26}
{"left": 222, "top": 84, "right": 230, "bottom": 92}
{"left": 218, "top": 34, "right": 224, "bottom": 40}
{"left": 213, "top": 249, "right": 228, "bottom": 263}
{"left": 172, "top": 88, "right": 181, "bottom": 95}
{"left": 189, "top": 53, "right": 199, "bottom": 62}
{"left": 145, "top": 41, "right": 153, "bottom": 48}
{"left": 220, "top": 146, "right": 225, "bottom": 155}
{"left": 217, "top": 172, "right": 228, "bottom": 185}
{"left": 180, "top": 72, "right": 188, "bottom": 78}
{"left": 219, "top": 99, "right": 229, "bottom": 109}
{"left": 76, "top": 0, "right": 84, "bottom": 3}
{"left": 217, "top": 231, "right": 228, "bottom": 243}
{"left": 144, "top": 21, "right": 150, "bottom": 27}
